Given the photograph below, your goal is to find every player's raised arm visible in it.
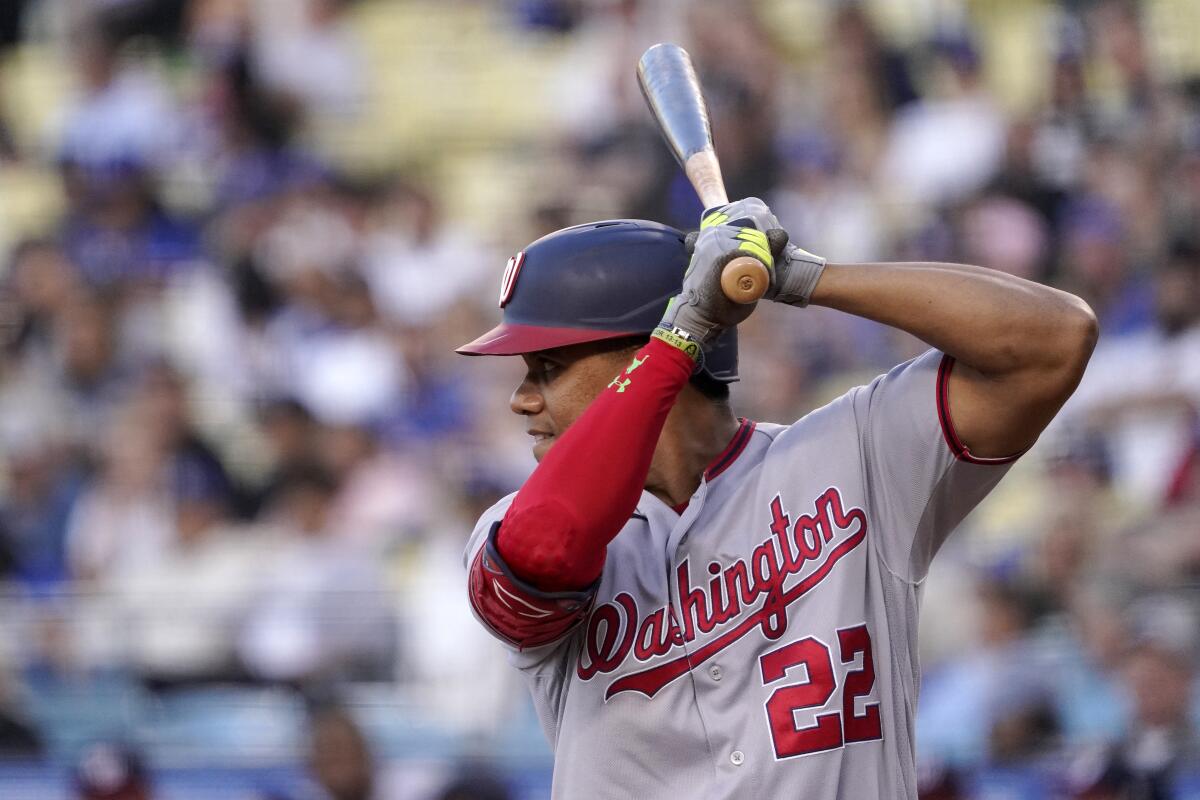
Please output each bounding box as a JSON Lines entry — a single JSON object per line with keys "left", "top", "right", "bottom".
{"left": 801, "top": 260, "right": 1097, "bottom": 459}
{"left": 723, "top": 195, "right": 1098, "bottom": 460}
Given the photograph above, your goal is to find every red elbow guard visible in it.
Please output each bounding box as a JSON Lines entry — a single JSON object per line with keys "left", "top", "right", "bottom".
{"left": 468, "top": 522, "right": 598, "bottom": 649}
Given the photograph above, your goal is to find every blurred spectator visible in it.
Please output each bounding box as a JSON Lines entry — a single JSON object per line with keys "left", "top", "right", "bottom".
{"left": 437, "top": 768, "right": 512, "bottom": 800}
{"left": 817, "top": 7, "right": 893, "bottom": 183}
{"left": 65, "top": 363, "right": 237, "bottom": 582}
{"left": 65, "top": 407, "right": 172, "bottom": 583}
{"left": 1057, "top": 237, "right": 1200, "bottom": 500}
{"left": 246, "top": 398, "right": 319, "bottom": 515}
{"left": 252, "top": 0, "right": 365, "bottom": 122}
{"left": 286, "top": 274, "right": 405, "bottom": 427}
{"left": 204, "top": 49, "right": 323, "bottom": 218}
{"left": 0, "top": 667, "right": 41, "bottom": 758}
{"left": 360, "top": 182, "right": 494, "bottom": 327}
{"left": 545, "top": 0, "right": 677, "bottom": 139}
{"left": 3, "top": 239, "right": 84, "bottom": 369}
{"left": 0, "top": 76, "right": 18, "bottom": 161}
{"left": 1062, "top": 608, "right": 1198, "bottom": 800}
{"left": 238, "top": 463, "right": 395, "bottom": 684}
{"left": 0, "top": 241, "right": 96, "bottom": 583}
{"left": 401, "top": 480, "right": 519, "bottom": 736}
{"left": 917, "top": 578, "right": 1046, "bottom": 767}
{"left": 73, "top": 742, "right": 151, "bottom": 800}
{"left": 46, "top": 292, "right": 130, "bottom": 443}
{"left": 0, "top": 416, "right": 85, "bottom": 587}
{"left": 1039, "top": 584, "right": 1132, "bottom": 746}
{"left": 1029, "top": 47, "right": 1090, "bottom": 195}
{"left": 1155, "top": 240, "right": 1200, "bottom": 339}
{"left": 116, "top": 453, "right": 261, "bottom": 689}
{"left": 0, "top": 0, "right": 30, "bottom": 52}
{"left": 319, "top": 421, "right": 432, "bottom": 551}
{"left": 1057, "top": 195, "right": 1153, "bottom": 336}
{"left": 827, "top": 3, "right": 918, "bottom": 116}
{"left": 1088, "top": 1, "right": 1166, "bottom": 146}
{"left": 678, "top": 1, "right": 780, "bottom": 218}
{"left": 249, "top": 186, "right": 408, "bottom": 424}
{"left": 305, "top": 705, "right": 377, "bottom": 800}
{"left": 770, "top": 132, "right": 884, "bottom": 263}
{"left": 1120, "top": 596, "right": 1199, "bottom": 743}
{"left": 1063, "top": 748, "right": 1138, "bottom": 800}
{"left": 57, "top": 13, "right": 179, "bottom": 172}
{"left": 915, "top": 760, "right": 964, "bottom": 800}
{"left": 880, "top": 32, "right": 1005, "bottom": 211}
{"left": 1113, "top": 639, "right": 1198, "bottom": 792}
{"left": 386, "top": 323, "right": 474, "bottom": 446}
{"left": 959, "top": 193, "right": 1049, "bottom": 281}
{"left": 99, "top": 0, "right": 188, "bottom": 48}
{"left": 128, "top": 364, "right": 236, "bottom": 504}
{"left": 995, "top": 118, "right": 1069, "bottom": 246}
{"left": 58, "top": 160, "right": 204, "bottom": 289}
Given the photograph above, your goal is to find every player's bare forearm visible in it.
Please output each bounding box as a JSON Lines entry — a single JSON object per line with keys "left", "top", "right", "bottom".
{"left": 810, "top": 261, "right": 1098, "bottom": 457}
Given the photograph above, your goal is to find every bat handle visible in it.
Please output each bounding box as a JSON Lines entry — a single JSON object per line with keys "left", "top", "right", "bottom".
{"left": 684, "top": 150, "right": 729, "bottom": 209}
{"left": 720, "top": 257, "right": 769, "bottom": 304}
{"left": 684, "top": 150, "right": 770, "bottom": 304}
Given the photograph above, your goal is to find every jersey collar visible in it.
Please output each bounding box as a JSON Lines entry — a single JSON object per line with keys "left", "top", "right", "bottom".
{"left": 705, "top": 418, "right": 756, "bottom": 482}
{"left": 645, "top": 418, "right": 758, "bottom": 517}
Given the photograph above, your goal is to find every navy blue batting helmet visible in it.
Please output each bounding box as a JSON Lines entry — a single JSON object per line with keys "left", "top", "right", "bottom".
{"left": 456, "top": 219, "right": 738, "bottom": 382}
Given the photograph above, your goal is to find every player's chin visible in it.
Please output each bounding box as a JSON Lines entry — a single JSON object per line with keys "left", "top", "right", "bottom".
{"left": 531, "top": 436, "right": 554, "bottom": 461}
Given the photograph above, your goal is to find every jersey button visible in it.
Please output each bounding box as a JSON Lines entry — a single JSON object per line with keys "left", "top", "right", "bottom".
{"left": 708, "top": 665, "right": 723, "bottom": 681}
{"left": 730, "top": 750, "right": 745, "bottom": 766}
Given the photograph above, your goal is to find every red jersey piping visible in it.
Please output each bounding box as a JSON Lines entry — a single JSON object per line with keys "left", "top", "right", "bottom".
{"left": 705, "top": 419, "right": 757, "bottom": 480}
{"left": 936, "top": 355, "right": 1022, "bottom": 465}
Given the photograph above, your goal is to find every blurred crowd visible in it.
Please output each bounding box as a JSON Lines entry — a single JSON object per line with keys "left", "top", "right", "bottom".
{"left": 0, "top": 0, "right": 1197, "bottom": 797}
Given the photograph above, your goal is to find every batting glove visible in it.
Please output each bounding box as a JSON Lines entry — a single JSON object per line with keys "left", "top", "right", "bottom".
{"left": 706, "top": 197, "right": 827, "bottom": 307}
{"left": 697, "top": 196, "right": 784, "bottom": 238}
{"left": 703, "top": 196, "right": 829, "bottom": 308}
{"left": 656, "top": 198, "right": 786, "bottom": 353}
{"left": 769, "top": 241, "right": 827, "bottom": 308}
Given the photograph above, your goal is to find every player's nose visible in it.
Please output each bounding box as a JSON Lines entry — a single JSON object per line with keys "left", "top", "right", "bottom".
{"left": 510, "top": 379, "right": 544, "bottom": 416}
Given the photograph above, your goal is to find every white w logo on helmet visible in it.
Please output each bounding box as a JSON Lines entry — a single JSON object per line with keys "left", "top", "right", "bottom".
{"left": 498, "top": 251, "right": 526, "bottom": 308}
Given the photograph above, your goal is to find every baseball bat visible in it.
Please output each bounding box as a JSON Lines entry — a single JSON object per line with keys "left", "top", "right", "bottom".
{"left": 637, "top": 43, "right": 769, "bottom": 304}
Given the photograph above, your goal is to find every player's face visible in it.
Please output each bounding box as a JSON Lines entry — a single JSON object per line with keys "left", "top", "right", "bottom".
{"left": 512, "top": 341, "right": 636, "bottom": 462}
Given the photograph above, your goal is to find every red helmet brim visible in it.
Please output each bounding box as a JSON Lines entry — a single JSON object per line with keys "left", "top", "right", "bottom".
{"left": 455, "top": 322, "right": 643, "bottom": 356}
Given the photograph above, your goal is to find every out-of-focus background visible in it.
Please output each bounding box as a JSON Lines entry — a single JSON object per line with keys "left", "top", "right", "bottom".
{"left": 0, "top": 0, "right": 1197, "bottom": 797}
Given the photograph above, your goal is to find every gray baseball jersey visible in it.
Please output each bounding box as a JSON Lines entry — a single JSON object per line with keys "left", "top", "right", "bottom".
{"left": 465, "top": 350, "right": 1017, "bottom": 799}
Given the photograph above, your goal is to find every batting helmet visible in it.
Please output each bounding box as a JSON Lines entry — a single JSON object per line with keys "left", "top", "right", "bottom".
{"left": 456, "top": 219, "right": 738, "bottom": 382}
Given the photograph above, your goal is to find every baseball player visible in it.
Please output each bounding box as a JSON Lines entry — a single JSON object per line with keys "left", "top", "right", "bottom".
{"left": 457, "top": 199, "right": 1097, "bottom": 799}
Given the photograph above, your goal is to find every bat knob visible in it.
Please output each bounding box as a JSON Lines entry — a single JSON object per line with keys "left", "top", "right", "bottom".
{"left": 720, "top": 256, "right": 769, "bottom": 304}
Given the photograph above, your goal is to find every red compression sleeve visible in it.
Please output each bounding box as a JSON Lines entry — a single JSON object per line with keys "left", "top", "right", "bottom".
{"left": 497, "top": 337, "right": 696, "bottom": 591}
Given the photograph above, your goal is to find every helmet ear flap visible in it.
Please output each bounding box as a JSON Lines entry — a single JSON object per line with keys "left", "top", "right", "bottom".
{"left": 701, "top": 328, "right": 739, "bottom": 384}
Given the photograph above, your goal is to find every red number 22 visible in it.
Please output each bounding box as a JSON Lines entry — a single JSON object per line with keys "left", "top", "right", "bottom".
{"left": 758, "top": 623, "right": 882, "bottom": 759}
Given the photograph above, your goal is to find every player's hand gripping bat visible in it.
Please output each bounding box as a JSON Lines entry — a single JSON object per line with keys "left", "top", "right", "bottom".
{"left": 637, "top": 43, "right": 769, "bottom": 304}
